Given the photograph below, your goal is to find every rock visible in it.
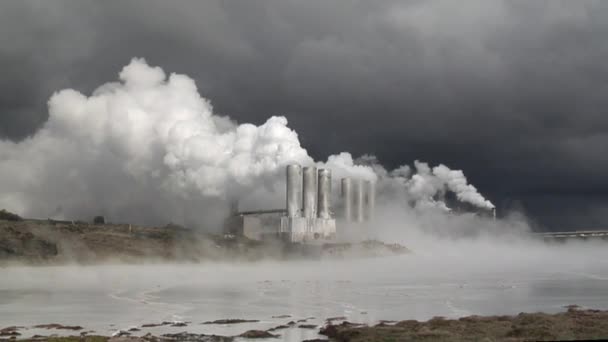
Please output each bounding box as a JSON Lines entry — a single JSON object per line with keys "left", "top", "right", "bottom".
{"left": 33, "top": 323, "right": 83, "bottom": 330}
{"left": 142, "top": 321, "right": 175, "bottom": 328}
{"left": 298, "top": 324, "right": 317, "bottom": 329}
{"left": 565, "top": 304, "right": 581, "bottom": 312}
{"left": 162, "top": 332, "right": 233, "bottom": 341}
{"left": 319, "top": 321, "right": 364, "bottom": 338}
{"left": 31, "top": 335, "right": 49, "bottom": 339}
{"left": 325, "top": 316, "right": 347, "bottom": 322}
{"left": 112, "top": 329, "right": 131, "bottom": 337}
{"left": 238, "top": 330, "right": 277, "bottom": 339}
{"left": 0, "top": 327, "right": 20, "bottom": 332}
{"left": 202, "top": 319, "right": 259, "bottom": 325}
{"left": 319, "top": 324, "right": 337, "bottom": 337}
{"left": 0, "top": 327, "right": 21, "bottom": 336}
{"left": 266, "top": 325, "right": 289, "bottom": 332}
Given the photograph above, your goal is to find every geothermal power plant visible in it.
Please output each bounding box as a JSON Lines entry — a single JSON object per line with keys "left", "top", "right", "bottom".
{"left": 225, "top": 165, "right": 375, "bottom": 243}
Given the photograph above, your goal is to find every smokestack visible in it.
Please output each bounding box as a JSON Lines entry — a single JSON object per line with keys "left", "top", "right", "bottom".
{"left": 364, "top": 180, "right": 375, "bottom": 221}
{"left": 302, "top": 166, "right": 317, "bottom": 219}
{"left": 286, "top": 164, "right": 302, "bottom": 218}
{"left": 317, "top": 169, "right": 331, "bottom": 219}
{"left": 354, "top": 179, "right": 364, "bottom": 222}
{"left": 229, "top": 199, "right": 239, "bottom": 216}
{"left": 341, "top": 178, "right": 353, "bottom": 221}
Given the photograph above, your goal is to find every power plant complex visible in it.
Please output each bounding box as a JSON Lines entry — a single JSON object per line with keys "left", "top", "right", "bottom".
{"left": 225, "top": 164, "right": 375, "bottom": 243}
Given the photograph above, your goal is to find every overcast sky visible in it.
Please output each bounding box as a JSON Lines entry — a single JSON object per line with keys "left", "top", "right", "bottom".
{"left": 1, "top": 0, "right": 607, "bottom": 229}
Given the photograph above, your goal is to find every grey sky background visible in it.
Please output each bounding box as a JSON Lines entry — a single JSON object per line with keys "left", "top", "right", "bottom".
{"left": 1, "top": 0, "right": 607, "bottom": 229}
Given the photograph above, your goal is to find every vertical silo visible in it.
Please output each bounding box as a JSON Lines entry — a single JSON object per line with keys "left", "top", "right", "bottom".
{"left": 341, "top": 178, "right": 353, "bottom": 221}
{"left": 302, "top": 166, "right": 317, "bottom": 218}
{"left": 286, "top": 164, "right": 302, "bottom": 218}
{"left": 317, "top": 169, "right": 332, "bottom": 219}
{"left": 354, "top": 179, "right": 364, "bottom": 222}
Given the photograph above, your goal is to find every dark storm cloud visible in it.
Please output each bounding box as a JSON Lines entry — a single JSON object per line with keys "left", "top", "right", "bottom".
{"left": 1, "top": 0, "right": 608, "bottom": 228}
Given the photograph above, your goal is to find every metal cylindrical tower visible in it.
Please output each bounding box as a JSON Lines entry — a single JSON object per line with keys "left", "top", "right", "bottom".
{"left": 317, "top": 169, "right": 331, "bottom": 219}
{"left": 341, "top": 178, "right": 353, "bottom": 221}
{"left": 302, "top": 166, "right": 317, "bottom": 218}
{"left": 354, "top": 179, "right": 364, "bottom": 222}
{"left": 364, "top": 180, "right": 375, "bottom": 221}
{"left": 286, "top": 164, "right": 302, "bottom": 218}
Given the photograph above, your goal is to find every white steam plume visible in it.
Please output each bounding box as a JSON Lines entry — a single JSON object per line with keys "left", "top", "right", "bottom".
{"left": 0, "top": 58, "right": 493, "bottom": 227}
{"left": 432, "top": 164, "right": 495, "bottom": 209}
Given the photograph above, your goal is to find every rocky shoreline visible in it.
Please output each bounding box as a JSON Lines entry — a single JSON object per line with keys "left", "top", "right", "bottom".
{"left": 2, "top": 307, "right": 608, "bottom": 342}
{"left": 320, "top": 306, "right": 608, "bottom": 341}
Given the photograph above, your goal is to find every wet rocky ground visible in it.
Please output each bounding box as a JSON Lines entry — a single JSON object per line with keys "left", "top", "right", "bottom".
{"left": 320, "top": 306, "right": 608, "bottom": 341}
{"left": 3, "top": 307, "right": 608, "bottom": 342}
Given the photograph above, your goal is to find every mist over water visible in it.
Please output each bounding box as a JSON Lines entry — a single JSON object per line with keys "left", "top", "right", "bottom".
{"left": 1, "top": 233, "right": 607, "bottom": 341}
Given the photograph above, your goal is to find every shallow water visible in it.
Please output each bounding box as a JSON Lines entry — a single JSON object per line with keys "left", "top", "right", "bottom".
{"left": 2, "top": 240, "right": 608, "bottom": 341}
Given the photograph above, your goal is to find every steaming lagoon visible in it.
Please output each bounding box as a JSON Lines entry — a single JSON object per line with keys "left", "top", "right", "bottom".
{"left": 2, "top": 240, "right": 607, "bottom": 341}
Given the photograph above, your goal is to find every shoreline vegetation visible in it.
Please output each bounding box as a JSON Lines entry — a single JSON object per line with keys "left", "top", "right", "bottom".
{"left": 2, "top": 307, "right": 608, "bottom": 341}
{"left": 0, "top": 212, "right": 409, "bottom": 266}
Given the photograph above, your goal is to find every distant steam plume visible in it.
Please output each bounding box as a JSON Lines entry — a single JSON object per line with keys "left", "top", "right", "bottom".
{"left": 0, "top": 58, "right": 493, "bottom": 227}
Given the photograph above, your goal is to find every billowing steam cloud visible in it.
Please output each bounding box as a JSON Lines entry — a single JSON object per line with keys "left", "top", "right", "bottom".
{"left": 432, "top": 164, "right": 495, "bottom": 209}
{"left": 0, "top": 58, "right": 493, "bottom": 227}
{"left": 401, "top": 161, "right": 495, "bottom": 210}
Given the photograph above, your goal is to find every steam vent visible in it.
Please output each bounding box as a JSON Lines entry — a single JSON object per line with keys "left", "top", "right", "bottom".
{"left": 225, "top": 164, "right": 375, "bottom": 243}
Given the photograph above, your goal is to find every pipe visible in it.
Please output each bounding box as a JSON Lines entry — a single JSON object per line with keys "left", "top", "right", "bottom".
{"left": 302, "top": 166, "right": 317, "bottom": 219}
{"left": 317, "top": 169, "right": 331, "bottom": 219}
{"left": 286, "top": 164, "right": 302, "bottom": 218}
{"left": 354, "top": 179, "right": 364, "bottom": 222}
{"left": 364, "top": 180, "right": 375, "bottom": 221}
{"left": 341, "top": 178, "right": 353, "bottom": 221}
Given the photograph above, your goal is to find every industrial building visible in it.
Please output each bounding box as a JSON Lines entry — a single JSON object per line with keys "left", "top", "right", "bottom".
{"left": 225, "top": 164, "right": 375, "bottom": 243}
